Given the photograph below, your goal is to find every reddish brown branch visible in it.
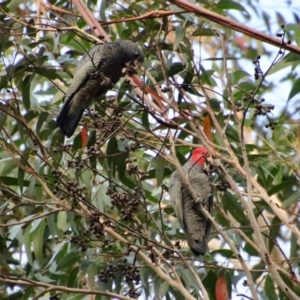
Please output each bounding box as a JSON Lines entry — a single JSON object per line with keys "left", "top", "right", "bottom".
{"left": 170, "top": 0, "right": 300, "bottom": 55}
{"left": 100, "top": 10, "right": 186, "bottom": 25}
{"left": 40, "top": 2, "right": 80, "bottom": 17}
{"left": 72, "top": 0, "right": 108, "bottom": 39}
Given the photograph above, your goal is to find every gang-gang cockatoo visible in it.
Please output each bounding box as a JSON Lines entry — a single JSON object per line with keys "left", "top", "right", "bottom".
{"left": 56, "top": 40, "right": 144, "bottom": 137}
{"left": 169, "top": 147, "right": 213, "bottom": 255}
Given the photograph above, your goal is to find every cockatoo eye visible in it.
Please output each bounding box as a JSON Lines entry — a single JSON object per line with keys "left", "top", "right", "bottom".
{"left": 134, "top": 52, "right": 139, "bottom": 58}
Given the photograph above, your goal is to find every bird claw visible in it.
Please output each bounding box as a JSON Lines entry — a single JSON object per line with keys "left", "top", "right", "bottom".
{"left": 193, "top": 197, "right": 204, "bottom": 205}
{"left": 205, "top": 163, "right": 218, "bottom": 174}
{"left": 212, "top": 181, "right": 230, "bottom": 191}
{"left": 89, "top": 70, "right": 102, "bottom": 79}
{"left": 89, "top": 72, "right": 112, "bottom": 86}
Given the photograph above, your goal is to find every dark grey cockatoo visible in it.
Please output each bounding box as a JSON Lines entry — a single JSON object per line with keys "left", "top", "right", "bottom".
{"left": 56, "top": 40, "right": 144, "bottom": 137}
{"left": 169, "top": 147, "right": 213, "bottom": 255}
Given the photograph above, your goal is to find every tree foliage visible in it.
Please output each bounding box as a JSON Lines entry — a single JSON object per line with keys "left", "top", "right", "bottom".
{"left": 0, "top": 0, "right": 300, "bottom": 299}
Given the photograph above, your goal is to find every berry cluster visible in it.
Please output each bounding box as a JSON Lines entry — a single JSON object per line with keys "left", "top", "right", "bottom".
{"left": 276, "top": 25, "right": 292, "bottom": 47}
{"left": 162, "top": 241, "right": 181, "bottom": 259}
{"left": 254, "top": 25, "right": 292, "bottom": 81}
{"left": 51, "top": 170, "right": 65, "bottom": 200}
{"left": 70, "top": 235, "right": 88, "bottom": 252}
{"left": 52, "top": 169, "right": 87, "bottom": 204}
{"left": 253, "top": 98, "right": 274, "bottom": 116}
{"left": 89, "top": 213, "right": 104, "bottom": 238}
{"left": 89, "top": 110, "right": 122, "bottom": 134}
{"left": 106, "top": 188, "right": 140, "bottom": 219}
{"left": 107, "top": 115, "right": 122, "bottom": 132}
{"left": 124, "top": 142, "right": 141, "bottom": 152}
{"left": 57, "top": 143, "right": 72, "bottom": 152}
{"left": 88, "top": 110, "right": 106, "bottom": 130}
{"left": 87, "top": 144, "right": 103, "bottom": 156}
{"left": 253, "top": 55, "right": 263, "bottom": 80}
{"left": 125, "top": 158, "right": 147, "bottom": 179}
{"left": 89, "top": 213, "right": 116, "bottom": 238}
{"left": 108, "top": 190, "right": 129, "bottom": 206}
{"left": 86, "top": 129, "right": 105, "bottom": 156}
{"left": 52, "top": 169, "right": 63, "bottom": 182}
{"left": 253, "top": 98, "right": 277, "bottom": 130}
{"left": 65, "top": 180, "right": 86, "bottom": 202}
{"left": 127, "top": 163, "right": 138, "bottom": 175}
{"left": 162, "top": 249, "right": 175, "bottom": 259}
{"left": 67, "top": 155, "right": 85, "bottom": 171}
{"left": 175, "top": 241, "right": 181, "bottom": 249}
{"left": 98, "top": 261, "right": 141, "bottom": 285}
{"left": 160, "top": 84, "right": 172, "bottom": 93}
{"left": 127, "top": 288, "right": 140, "bottom": 299}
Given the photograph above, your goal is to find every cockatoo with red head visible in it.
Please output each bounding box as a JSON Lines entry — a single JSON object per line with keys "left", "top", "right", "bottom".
{"left": 169, "top": 147, "right": 213, "bottom": 255}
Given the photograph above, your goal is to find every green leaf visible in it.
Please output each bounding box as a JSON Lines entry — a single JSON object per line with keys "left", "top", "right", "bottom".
{"left": 50, "top": 129, "right": 65, "bottom": 165}
{"left": 173, "top": 27, "right": 185, "bottom": 50}
{"left": 24, "top": 225, "right": 33, "bottom": 266}
{"left": 32, "top": 218, "right": 46, "bottom": 268}
{"left": 224, "top": 270, "right": 232, "bottom": 298}
{"left": 244, "top": 238, "right": 259, "bottom": 256}
{"left": 67, "top": 266, "right": 79, "bottom": 287}
{"left": 45, "top": 240, "right": 68, "bottom": 269}
{"left": 256, "top": 165, "right": 268, "bottom": 189}
{"left": 0, "top": 176, "right": 31, "bottom": 187}
{"left": 176, "top": 264, "right": 200, "bottom": 292}
{"left": 251, "top": 261, "right": 266, "bottom": 282}
{"left": 107, "top": 137, "right": 128, "bottom": 180}
{"left": 222, "top": 191, "right": 249, "bottom": 225}
{"left": 87, "top": 262, "right": 99, "bottom": 290}
{"left": 285, "top": 23, "right": 300, "bottom": 33}
{"left": 231, "top": 70, "right": 251, "bottom": 84}
{"left": 217, "top": 0, "right": 247, "bottom": 12}
{"left": 202, "top": 270, "right": 217, "bottom": 300}
{"left": 56, "top": 251, "right": 81, "bottom": 271}
{"left": 36, "top": 112, "right": 49, "bottom": 134}
{"left": 267, "top": 181, "right": 296, "bottom": 196}
{"left": 18, "top": 153, "right": 28, "bottom": 195}
{"left": 167, "top": 62, "right": 185, "bottom": 77}
{"left": 282, "top": 189, "right": 300, "bottom": 208}
{"left": 57, "top": 211, "right": 68, "bottom": 231}
{"left": 47, "top": 213, "right": 63, "bottom": 239}
{"left": 288, "top": 77, "right": 300, "bottom": 100}
{"left": 94, "top": 183, "right": 110, "bottom": 212}
{"left": 155, "top": 155, "right": 165, "bottom": 186}
{"left": 141, "top": 110, "right": 150, "bottom": 129}
{"left": 140, "top": 265, "right": 151, "bottom": 298}
{"left": 154, "top": 276, "right": 169, "bottom": 299}
{"left": 211, "top": 249, "right": 236, "bottom": 259}
{"left": 268, "top": 216, "right": 281, "bottom": 253}
{"left": 35, "top": 273, "right": 55, "bottom": 283}
{"left": 192, "top": 28, "right": 216, "bottom": 36}
{"left": 200, "top": 65, "right": 216, "bottom": 87}
{"left": 22, "top": 74, "right": 32, "bottom": 110}
{"left": 107, "top": 137, "right": 118, "bottom": 176}
{"left": 238, "top": 81, "right": 256, "bottom": 93}
{"left": 265, "top": 274, "right": 278, "bottom": 300}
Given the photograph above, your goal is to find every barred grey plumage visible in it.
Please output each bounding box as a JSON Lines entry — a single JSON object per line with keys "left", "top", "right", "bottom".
{"left": 169, "top": 148, "right": 213, "bottom": 255}
{"left": 56, "top": 40, "right": 144, "bottom": 137}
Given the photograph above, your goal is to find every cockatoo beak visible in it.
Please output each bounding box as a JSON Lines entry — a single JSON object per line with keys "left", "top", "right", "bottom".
{"left": 123, "top": 59, "right": 142, "bottom": 76}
